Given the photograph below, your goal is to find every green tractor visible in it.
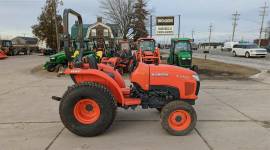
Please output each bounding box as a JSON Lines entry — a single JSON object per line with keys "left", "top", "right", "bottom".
{"left": 44, "top": 22, "right": 98, "bottom": 72}
{"left": 43, "top": 48, "right": 96, "bottom": 72}
{"left": 167, "top": 38, "right": 198, "bottom": 72}
{"left": 44, "top": 51, "right": 66, "bottom": 72}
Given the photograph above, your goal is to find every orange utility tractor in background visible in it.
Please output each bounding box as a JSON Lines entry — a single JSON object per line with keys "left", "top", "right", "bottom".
{"left": 136, "top": 38, "right": 161, "bottom": 64}
{"left": 0, "top": 40, "right": 14, "bottom": 56}
{"left": 0, "top": 50, "right": 8, "bottom": 59}
{"left": 101, "top": 40, "right": 134, "bottom": 74}
{"left": 53, "top": 9, "right": 200, "bottom": 137}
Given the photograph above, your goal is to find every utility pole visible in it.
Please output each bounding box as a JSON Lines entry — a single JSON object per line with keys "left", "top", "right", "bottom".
{"left": 191, "top": 29, "right": 195, "bottom": 40}
{"left": 150, "top": 15, "right": 152, "bottom": 38}
{"left": 264, "top": 28, "right": 268, "bottom": 39}
{"left": 52, "top": 0, "right": 60, "bottom": 52}
{"left": 208, "top": 23, "right": 213, "bottom": 49}
{"left": 259, "top": 2, "right": 268, "bottom": 47}
{"left": 178, "top": 15, "right": 181, "bottom": 38}
{"left": 231, "top": 11, "right": 240, "bottom": 41}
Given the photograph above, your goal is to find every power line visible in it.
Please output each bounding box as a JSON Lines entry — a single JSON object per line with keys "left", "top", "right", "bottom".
{"left": 232, "top": 10, "right": 240, "bottom": 41}
{"left": 258, "top": 2, "right": 268, "bottom": 46}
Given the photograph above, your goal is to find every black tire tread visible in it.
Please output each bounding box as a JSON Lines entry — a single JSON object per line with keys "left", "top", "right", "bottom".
{"left": 59, "top": 82, "right": 117, "bottom": 137}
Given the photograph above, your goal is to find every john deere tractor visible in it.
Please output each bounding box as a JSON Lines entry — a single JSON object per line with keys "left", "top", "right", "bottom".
{"left": 43, "top": 41, "right": 98, "bottom": 72}
{"left": 167, "top": 38, "right": 198, "bottom": 72}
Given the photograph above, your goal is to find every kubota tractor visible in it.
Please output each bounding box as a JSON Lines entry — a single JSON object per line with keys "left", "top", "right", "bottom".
{"left": 53, "top": 9, "right": 200, "bottom": 137}
{"left": 101, "top": 40, "right": 134, "bottom": 74}
{"left": 136, "top": 38, "right": 161, "bottom": 64}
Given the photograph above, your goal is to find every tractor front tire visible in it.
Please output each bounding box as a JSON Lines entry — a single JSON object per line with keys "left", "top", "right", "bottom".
{"left": 46, "top": 64, "right": 56, "bottom": 72}
{"left": 59, "top": 82, "right": 117, "bottom": 137}
{"left": 191, "top": 65, "right": 199, "bottom": 73}
{"left": 161, "top": 101, "right": 197, "bottom": 136}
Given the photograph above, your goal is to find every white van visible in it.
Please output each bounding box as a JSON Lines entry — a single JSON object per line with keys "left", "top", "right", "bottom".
{"left": 222, "top": 42, "right": 239, "bottom": 51}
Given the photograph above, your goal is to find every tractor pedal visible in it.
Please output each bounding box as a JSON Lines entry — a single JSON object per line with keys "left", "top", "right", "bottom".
{"left": 123, "top": 98, "right": 141, "bottom": 106}
{"left": 52, "top": 96, "right": 62, "bottom": 101}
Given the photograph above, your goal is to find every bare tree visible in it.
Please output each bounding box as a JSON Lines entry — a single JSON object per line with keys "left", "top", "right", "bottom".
{"left": 100, "top": 0, "right": 134, "bottom": 39}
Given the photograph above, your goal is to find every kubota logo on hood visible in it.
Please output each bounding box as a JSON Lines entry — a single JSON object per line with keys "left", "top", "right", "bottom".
{"left": 151, "top": 73, "right": 169, "bottom": 77}
{"left": 71, "top": 69, "right": 81, "bottom": 73}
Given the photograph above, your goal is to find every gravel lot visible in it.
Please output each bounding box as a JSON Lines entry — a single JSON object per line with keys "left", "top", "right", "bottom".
{"left": 0, "top": 54, "right": 270, "bottom": 150}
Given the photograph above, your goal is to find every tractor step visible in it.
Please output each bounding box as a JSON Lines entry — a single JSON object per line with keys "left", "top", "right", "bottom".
{"left": 52, "top": 96, "right": 62, "bottom": 101}
{"left": 123, "top": 98, "right": 141, "bottom": 106}
{"left": 121, "top": 88, "right": 130, "bottom": 95}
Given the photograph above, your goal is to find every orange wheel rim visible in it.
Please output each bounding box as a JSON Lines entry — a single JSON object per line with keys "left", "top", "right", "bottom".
{"left": 73, "top": 99, "right": 100, "bottom": 124}
{"left": 168, "top": 110, "right": 191, "bottom": 131}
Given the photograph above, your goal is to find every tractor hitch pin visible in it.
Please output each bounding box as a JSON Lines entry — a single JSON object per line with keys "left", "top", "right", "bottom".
{"left": 52, "top": 96, "right": 62, "bottom": 101}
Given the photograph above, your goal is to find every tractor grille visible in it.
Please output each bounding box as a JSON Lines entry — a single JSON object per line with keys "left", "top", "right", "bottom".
{"left": 185, "top": 82, "right": 195, "bottom": 96}
{"left": 180, "top": 60, "right": 191, "bottom": 66}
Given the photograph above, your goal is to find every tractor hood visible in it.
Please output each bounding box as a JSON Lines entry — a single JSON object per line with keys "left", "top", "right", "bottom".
{"left": 150, "top": 64, "right": 196, "bottom": 77}
{"left": 143, "top": 51, "right": 154, "bottom": 56}
{"left": 49, "top": 51, "right": 65, "bottom": 59}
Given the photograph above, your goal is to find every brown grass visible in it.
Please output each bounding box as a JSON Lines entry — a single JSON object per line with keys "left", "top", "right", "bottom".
{"left": 193, "top": 58, "right": 260, "bottom": 80}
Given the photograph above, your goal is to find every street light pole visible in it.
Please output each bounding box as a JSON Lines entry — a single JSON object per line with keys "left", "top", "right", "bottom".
{"left": 150, "top": 15, "right": 153, "bottom": 38}
{"left": 178, "top": 15, "right": 181, "bottom": 38}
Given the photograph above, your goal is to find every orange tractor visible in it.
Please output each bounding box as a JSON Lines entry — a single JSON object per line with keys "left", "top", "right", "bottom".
{"left": 0, "top": 50, "right": 8, "bottom": 59}
{"left": 101, "top": 40, "right": 134, "bottom": 74}
{"left": 53, "top": 9, "right": 200, "bottom": 137}
{"left": 136, "top": 38, "right": 161, "bottom": 64}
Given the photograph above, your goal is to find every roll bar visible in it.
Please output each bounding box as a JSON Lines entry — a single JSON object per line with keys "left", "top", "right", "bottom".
{"left": 63, "top": 9, "right": 84, "bottom": 67}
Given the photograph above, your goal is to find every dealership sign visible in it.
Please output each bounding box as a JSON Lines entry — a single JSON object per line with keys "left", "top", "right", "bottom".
{"left": 156, "top": 16, "right": 174, "bottom": 35}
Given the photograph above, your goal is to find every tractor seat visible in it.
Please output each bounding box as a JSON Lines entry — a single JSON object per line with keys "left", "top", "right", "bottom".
{"left": 87, "top": 55, "right": 115, "bottom": 79}
{"left": 87, "top": 55, "right": 98, "bottom": 69}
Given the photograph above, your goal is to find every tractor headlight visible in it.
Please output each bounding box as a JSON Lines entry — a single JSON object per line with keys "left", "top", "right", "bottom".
{"left": 192, "top": 74, "right": 200, "bottom": 81}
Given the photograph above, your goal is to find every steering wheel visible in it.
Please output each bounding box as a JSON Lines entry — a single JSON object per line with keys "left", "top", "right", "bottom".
{"left": 128, "top": 54, "right": 138, "bottom": 73}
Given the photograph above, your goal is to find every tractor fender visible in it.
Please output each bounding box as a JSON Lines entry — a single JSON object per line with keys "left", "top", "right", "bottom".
{"left": 64, "top": 68, "right": 125, "bottom": 105}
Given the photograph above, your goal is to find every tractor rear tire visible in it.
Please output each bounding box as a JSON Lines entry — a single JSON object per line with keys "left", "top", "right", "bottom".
{"left": 161, "top": 101, "right": 197, "bottom": 136}
{"left": 59, "top": 82, "right": 117, "bottom": 137}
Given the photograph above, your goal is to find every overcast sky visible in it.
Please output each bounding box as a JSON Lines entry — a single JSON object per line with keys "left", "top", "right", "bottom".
{"left": 0, "top": 0, "right": 269, "bottom": 42}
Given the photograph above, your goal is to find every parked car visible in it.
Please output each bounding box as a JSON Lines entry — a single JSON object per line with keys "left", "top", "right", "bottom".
{"left": 232, "top": 43, "right": 267, "bottom": 58}
{"left": 222, "top": 41, "right": 239, "bottom": 51}
{"left": 42, "top": 48, "right": 57, "bottom": 56}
